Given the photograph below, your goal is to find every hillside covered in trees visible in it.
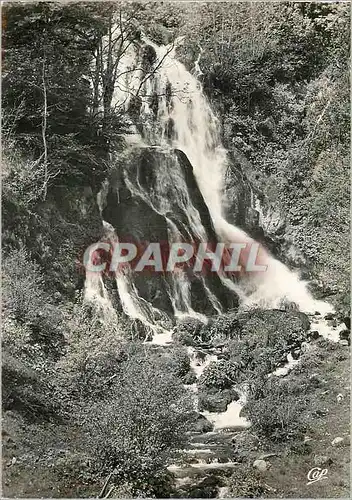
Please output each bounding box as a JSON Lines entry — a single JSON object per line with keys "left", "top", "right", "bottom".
{"left": 2, "top": 2, "right": 350, "bottom": 498}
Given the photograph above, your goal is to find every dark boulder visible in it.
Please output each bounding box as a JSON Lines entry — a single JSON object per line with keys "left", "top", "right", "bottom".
{"left": 189, "top": 412, "right": 214, "bottom": 433}
{"left": 291, "top": 348, "right": 301, "bottom": 360}
{"left": 141, "top": 44, "right": 157, "bottom": 68}
{"left": 186, "top": 474, "right": 224, "bottom": 499}
{"left": 339, "top": 329, "right": 350, "bottom": 342}
{"left": 198, "top": 388, "right": 239, "bottom": 413}
{"left": 308, "top": 330, "right": 321, "bottom": 340}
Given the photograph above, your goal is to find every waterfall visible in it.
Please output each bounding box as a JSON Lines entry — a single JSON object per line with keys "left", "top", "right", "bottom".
{"left": 86, "top": 36, "right": 334, "bottom": 322}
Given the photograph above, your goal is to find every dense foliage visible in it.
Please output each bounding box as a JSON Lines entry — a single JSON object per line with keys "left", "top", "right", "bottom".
{"left": 178, "top": 2, "right": 350, "bottom": 313}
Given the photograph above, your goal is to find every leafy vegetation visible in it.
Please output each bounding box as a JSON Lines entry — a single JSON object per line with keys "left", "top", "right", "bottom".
{"left": 80, "top": 349, "right": 193, "bottom": 496}
{"left": 179, "top": 1, "right": 350, "bottom": 314}
{"left": 226, "top": 465, "right": 272, "bottom": 497}
{"left": 245, "top": 376, "right": 309, "bottom": 442}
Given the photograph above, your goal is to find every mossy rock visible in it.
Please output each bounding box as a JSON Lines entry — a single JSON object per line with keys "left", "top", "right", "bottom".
{"left": 186, "top": 474, "right": 224, "bottom": 498}
{"left": 173, "top": 317, "right": 204, "bottom": 346}
{"left": 237, "top": 309, "right": 310, "bottom": 344}
{"left": 200, "top": 312, "right": 240, "bottom": 343}
{"left": 198, "top": 388, "right": 239, "bottom": 412}
{"left": 182, "top": 370, "right": 197, "bottom": 385}
{"left": 188, "top": 412, "right": 214, "bottom": 433}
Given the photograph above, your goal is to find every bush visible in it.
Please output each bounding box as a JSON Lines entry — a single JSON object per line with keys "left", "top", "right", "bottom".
{"left": 54, "top": 303, "right": 125, "bottom": 403}
{"left": 238, "top": 309, "right": 309, "bottom": 342}
{"left": 173, "top": 317, "right": 204, "bottom": 346}
{"left": 199, "top": 359, "right": 240, "bottom": 390}
{"left": 220, "top": 309, "right": 310, "bottom": 381}
{"left": 226, "top": 465, "right": 272, "bottom": 497}
{"left": 201, "top": 313, "right": 240, "bottom": 343}
{"left": 166, "top": 346, "right": 192, "bottom": 378}
{"left": 80, "top": 347, "right": 193, "bottom": 495}
{"left": 173, "top": 314, "right": 240, "bottom": 347}
{"left": 2, "top": 246, "right": 65, "bottom": 358}
{"left": 245, "top": 376, "right": 308, "bottom": 442}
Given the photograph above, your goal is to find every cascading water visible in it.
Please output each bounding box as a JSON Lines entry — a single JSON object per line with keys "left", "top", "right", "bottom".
{"left": 95, "top": 36, "right": 333, "bottom": 320}
{"left": 83, "top": 32, "right": 341, "bottom": 480}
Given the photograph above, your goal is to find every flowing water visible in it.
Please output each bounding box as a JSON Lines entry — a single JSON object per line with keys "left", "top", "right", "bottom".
{"left": 88, "top": 37, "right": 334, "bottom": 318}
{"left": 82, "top": 36, "right": 344, "bottom": 484}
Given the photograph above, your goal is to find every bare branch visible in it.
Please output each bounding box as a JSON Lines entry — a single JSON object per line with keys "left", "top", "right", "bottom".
{"left": 97, "top": 472, "right": 113, "bottom": 498}
{"left": 135, "top": 41, "right": 176, "bottom": 97}
{"left": 41, "top": 57, "right": 49, "bottom": 201}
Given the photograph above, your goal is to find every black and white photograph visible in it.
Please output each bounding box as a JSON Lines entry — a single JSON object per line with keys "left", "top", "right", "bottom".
{"left": 1, "top": 0, "right": 350, "bottom": 498}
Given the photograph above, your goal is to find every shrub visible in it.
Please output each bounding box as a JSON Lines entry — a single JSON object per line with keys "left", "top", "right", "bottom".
{"left": 2, "top": 317, "right": 46, "bottom": 369}
{"left": 173, "top": 317, "right": 204, "bottom": 346}
{"left": 201, "top": 313, "right": 240, "bottom": 343}
{"left": 80, "top": 347, "right": 193, "bottom": 495}
{"left": 55, "top": 303, "right": 125, "bottom": 403}
{"left": 226, "top": 465, "right": 272, "bottom": 497}
{"left": 2, "top": 349, "right": 59, "bottom": 422}
{"left": 152, "top": 345, "right": 195, "bottom": 382}
{"left": 245, "top": 376, "right": 308, "bottom": 442}
{"left": 172, "top": 329, "right": 195, "bottom": 346}
{"left": 166, "top": 345, "right": 192, "bottom": 378}
{"left": 2, "top": 246, "right": 65, "bottom": 358}
{"left": 199, "top": 359, "right": 240, "bottom": 390}
{"left": 220, "top": 309, "right": 310, "bottom": 381}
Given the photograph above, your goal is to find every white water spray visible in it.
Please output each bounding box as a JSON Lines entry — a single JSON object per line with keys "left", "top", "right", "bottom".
{"left": 114, "top": 39, "right": 333, "bottom": 315}
{"left": 87, "top": 34, "right": 334, "bottom": 322}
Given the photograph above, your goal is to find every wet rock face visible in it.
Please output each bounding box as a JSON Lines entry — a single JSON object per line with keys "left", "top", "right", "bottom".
{"left": 103, "top": 182, "right": 175, "bottom": 316}
{"left": 222, "top": 150, "right": 280, "bottom": 257}
{"left": 103, "top": 147, "right": 239, "bottom": 317}
{"left": 174, "top": 149, "right": 218, "bottom": 242}
{"left": 175, "top": 149, "right": 239, "bottom": 312}
{"left": 223, "top": 149, "right": 253, "bottom": 230}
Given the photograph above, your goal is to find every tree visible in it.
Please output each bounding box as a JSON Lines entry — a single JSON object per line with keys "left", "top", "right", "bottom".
{"left": 2, "top": 2, "right": 115, "bottom": 188}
